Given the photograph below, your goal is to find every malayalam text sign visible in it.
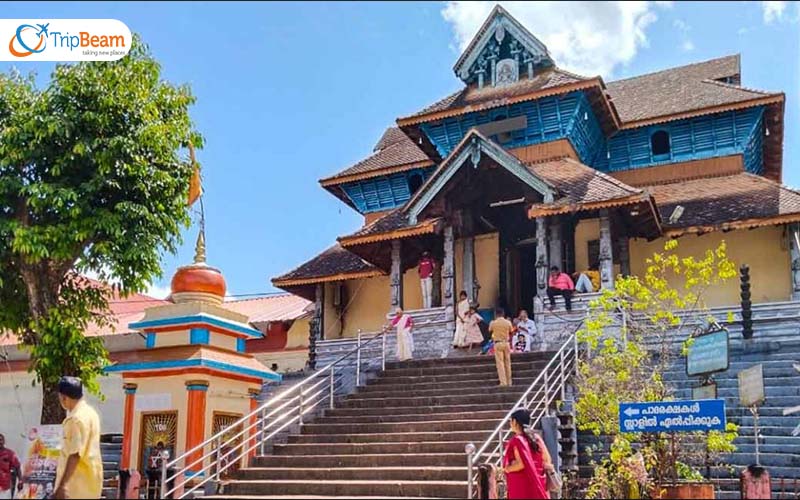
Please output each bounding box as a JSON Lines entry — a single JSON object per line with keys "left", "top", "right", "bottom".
{"left": 738, "top": 364, "right": 765, "bottom": 407}
{"left": 687, "top": 329, "right": 729, "bottom": 376}
{"left": 620, "top": 399, "right": 726, "bottom": 433}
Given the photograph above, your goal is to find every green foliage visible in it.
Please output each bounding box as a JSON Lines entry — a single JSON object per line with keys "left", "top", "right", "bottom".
{"left": 0, "top": 36, "right": 201, "bottom": 422}
{"left": 575, "top": 240, "right": 739, "bottom": 495}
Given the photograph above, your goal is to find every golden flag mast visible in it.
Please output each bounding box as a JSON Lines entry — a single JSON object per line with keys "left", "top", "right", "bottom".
{"left": 187, "top": 142, "right": 206, "bottom": 264}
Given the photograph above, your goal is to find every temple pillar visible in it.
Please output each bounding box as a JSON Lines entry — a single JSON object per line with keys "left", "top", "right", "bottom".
{"left": 549, "top": 220, "right": 562, "bottom": 270}
{"left": 535, "top": 217, "right": 549, "bottom": 297}
{"left": 120, "top": 383, "right": 137, "bottom": 470}
{"left": 308, "top": 284, "right": 323, "bottom": 370}
{"left": 184, "top": 380, "right": 209, "bottom": 476}
{"left": 390, "top": 240, "right": 403, "bottom": 310}
{"left": 789, "top": 223, "right": 800, "bottom": 300}
{"left": 599, "top": 210, "right": 615, "bottom": 290}
{"left": 463, "top": 236, "right": 477, "bottom": 303}
{"left": 443, "top": 225, "right": 456, "bottom": 330}
{"left": 618, "top": 236, "right": 631, "bottom": 277}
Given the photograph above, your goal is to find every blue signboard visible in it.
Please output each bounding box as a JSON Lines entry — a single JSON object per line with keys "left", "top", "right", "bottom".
{"left": 619, "top": 399, "right": 726, "bottom": 433}
{"left": 687, "top": 329, "right": 729, "bottom": 376}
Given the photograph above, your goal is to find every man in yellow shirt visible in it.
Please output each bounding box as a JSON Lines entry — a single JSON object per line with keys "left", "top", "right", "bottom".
{"left": 489, "top": 308, "right": 514, "bottom": 386}
{"left": 54, "top": 376, "right": 103, "bottom": 499}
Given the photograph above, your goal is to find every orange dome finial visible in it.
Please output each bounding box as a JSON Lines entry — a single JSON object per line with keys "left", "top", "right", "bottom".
{"left": 170, "top": 230, "right": 226, "bottom": 304}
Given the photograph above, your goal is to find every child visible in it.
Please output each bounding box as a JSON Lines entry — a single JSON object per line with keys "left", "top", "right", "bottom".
{"left": 513, "top": 332, "right": 530, "bottom": 353}
{"left": 463, "top": 306, "right": 484, "bottom": 350}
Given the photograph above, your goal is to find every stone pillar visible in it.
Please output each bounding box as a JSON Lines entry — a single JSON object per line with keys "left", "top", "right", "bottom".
{"left": 789, "top": 223, "right": 800, "bottom": 300}
{"left": 443, "top": 226, "right": 456, "bottom": 329}
{"left": 549, "top": 220, "right": 562, "bottom": 270}
{"left": 308, "top": 284, "right": 323, "bottom": 371}
{"left": 535, "top": 217, "right": 549, "bottom": 297}
{"left": 599, "top": 210, "right": 615, "bottom": 290}
{"left": 618, "top": 236, "right": 631, "bottom": 277}
{"left": 185, "top": 380, "right": 209, "bottom": 476}
{"left": 120, "top": 383, "right": 137, "bottom": 470}
{"left": 463, "top": 236, "right": 476, "bottom": 303}
{"left": 247, "top": 388, "right": 260, "bottom": 459}
{"left": 390, "top": 240, "right": 403, "bottom": 310}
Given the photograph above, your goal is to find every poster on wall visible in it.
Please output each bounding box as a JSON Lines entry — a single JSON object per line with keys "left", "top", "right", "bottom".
{"left": 140, "top": 412, "right": 177, "bottom": 498}
{"left": 18, "top": 425, "right": 61, "bottom": 500}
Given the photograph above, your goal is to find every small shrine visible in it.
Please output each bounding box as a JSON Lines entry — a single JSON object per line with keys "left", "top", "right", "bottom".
{"left": 107, "top": 232, "right": 279, "bottom": 493}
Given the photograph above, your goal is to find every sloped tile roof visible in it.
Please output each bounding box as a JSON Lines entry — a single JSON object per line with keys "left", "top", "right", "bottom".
{"left": 224, "top": 294, "right": 312, "bottom": 325}
{"left": 399, "top": 67, "right": 594, "bottom": 122}
{"left": 645, "top": 173, "right": 800, "bottom": 235}
{"left": 607, "top": 55, "right": 782, "bottom": 125}
{"left": 320, "top": 127, "right": 433, "bottom": 186}
{"left": 338, "top": 209, "right": 440, "bottom": 246}
{"left": 272, "top": 244, "right": 383, "bottom": 287}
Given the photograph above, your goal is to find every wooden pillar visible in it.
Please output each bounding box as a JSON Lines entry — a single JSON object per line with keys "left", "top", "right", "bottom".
{"left": 308, "top": 284, "right": 323, "bottom": 371}
{"left": 789, "top": 223, "right": 800, "bottom": 300}
{"left": 618, "top": 236, "right": 631, "bottom": 277}
{"left": 463, "top": 236, "right": 476, "bottom": 303}
{"left": 599, "top": 210, "right": 615, "bottom": 290}
{"left": 549, "top": 220, "right": 562, "bottom": 270}
{"left": 184, "top": 380, "right": 209, "bottom": 475}
{"left": 443, "top": 225, "right": 456, "bottom": 328}
{"left": 120, "top": 383, "right": 137, "bottom": 470}
{"left": 390, "top": 240, "right": 403, "bottom": 310}
{"left": 247, "top": 388, "right": 260, "bottom": 460}
{"left": 535, "top": 217, "right": 548, "bottom": 297}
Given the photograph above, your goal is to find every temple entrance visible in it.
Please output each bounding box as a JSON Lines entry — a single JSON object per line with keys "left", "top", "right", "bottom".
{"left": 500, "top": 233, "right": 537, "bottom": 315}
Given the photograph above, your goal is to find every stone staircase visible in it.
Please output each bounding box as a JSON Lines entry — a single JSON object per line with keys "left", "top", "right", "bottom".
{"left": 100, "top": 433, "right": 123, "bottom": 499}
{"left": 214, "top": 351, "right": 557, "bottom": 499}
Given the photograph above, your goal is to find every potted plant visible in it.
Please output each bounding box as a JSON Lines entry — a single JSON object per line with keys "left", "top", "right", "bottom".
{"left": 575, "top": 240, "right": 739, "bottom": 499}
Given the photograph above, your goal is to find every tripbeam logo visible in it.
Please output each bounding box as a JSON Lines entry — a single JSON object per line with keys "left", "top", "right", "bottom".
{"left": 2, "top": 19, "right": 132, "bottom": 61}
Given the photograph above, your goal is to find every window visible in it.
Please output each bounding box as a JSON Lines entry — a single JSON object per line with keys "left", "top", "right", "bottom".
{"left": 650, "top": 130, "right": 671, "bottom": 158}
{"left": 408, "top": 172, "right": 424, "bottom": 193}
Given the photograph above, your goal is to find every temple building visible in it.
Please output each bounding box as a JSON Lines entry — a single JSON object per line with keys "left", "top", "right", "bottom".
{"left": 273, "top": 6, "right": 797, "bottom": 346}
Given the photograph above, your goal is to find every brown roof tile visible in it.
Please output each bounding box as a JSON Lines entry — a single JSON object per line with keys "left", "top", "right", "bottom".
{"left": 320, "top": 128, "right": 433, "bottom": 186}
{"left": 646, "top": 173, "right": 800, "bottom": 234}
{"left": 338, "top": 209, "right": 441, "bottom": 246}
{"left": 272, "top": 244, "right": 383, "bottom": 287}
{"left": 607, "top": 55, "right": 782, "bottom": 125}
{"left": 224, "top": 294, "right": 312, "bottom": 325}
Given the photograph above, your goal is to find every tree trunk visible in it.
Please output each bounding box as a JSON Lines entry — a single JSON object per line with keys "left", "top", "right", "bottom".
{"left": 41, "top": 380, "right": 66, "bottom": 424}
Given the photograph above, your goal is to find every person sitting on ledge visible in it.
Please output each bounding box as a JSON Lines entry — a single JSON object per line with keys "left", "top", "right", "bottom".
{"left": 547, "top": 266, "right": 574, "bottom": 312}
{"left": 573, "top": 262, "right": 600, "bottom": 294}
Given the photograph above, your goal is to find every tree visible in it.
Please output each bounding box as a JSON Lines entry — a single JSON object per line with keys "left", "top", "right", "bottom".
{"left": 574, "top": 240, "right": 739, "bottom": 498}
{"left": 0, "top": 37, "right": 202, "bottom": 423}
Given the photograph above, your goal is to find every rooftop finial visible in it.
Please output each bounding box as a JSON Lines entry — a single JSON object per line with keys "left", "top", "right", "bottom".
{"left": 194, "top": 228, "right": 206, "bottom": 264}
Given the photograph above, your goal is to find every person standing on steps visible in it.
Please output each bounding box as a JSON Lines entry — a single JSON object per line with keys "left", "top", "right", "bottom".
{"left": 418, "top": 251, "right": 435, "bottom": 309}
{"left": 389, "top": 307, "right": 415, "bottom": 361}
{"left": 502, "top": 409, "right": 550, "bottom": 499}
{"left": 54, "top": 376, "right": 103, "bottom": 499}
{"left": 489, "top": 307, "right": 513, "bottom": 386}
{"left": 453, "top": 291, "right": 470, "bottom": 348}
{"left": 463, "top": 305, "right": 485, "bottom": 350}
{"left": 547, "top": 266, "right": 575, "bottom": 312}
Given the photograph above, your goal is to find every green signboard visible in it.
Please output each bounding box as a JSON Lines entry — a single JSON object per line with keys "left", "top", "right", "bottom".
{"left": 687, "top": 329, "right": 729, "bottom": 377}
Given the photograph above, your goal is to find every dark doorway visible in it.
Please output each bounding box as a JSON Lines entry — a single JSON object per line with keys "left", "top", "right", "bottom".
{"left": 518, "top": 243, "right": 537, "bottom": 316}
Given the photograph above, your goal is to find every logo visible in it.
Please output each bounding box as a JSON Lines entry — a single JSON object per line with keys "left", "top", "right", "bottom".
{"left": 1, "top": 19, "right": 132, "bottom": 61}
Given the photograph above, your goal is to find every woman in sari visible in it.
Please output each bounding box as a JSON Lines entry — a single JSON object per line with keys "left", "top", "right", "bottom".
{"left": 502, "top": 409, "right": 550, "bottom": 499}
{"left": 390, "top": 307, "right": 414, "bottom": 361}
{"left": 452, "top": 291, "right": 470, "bottom": 348}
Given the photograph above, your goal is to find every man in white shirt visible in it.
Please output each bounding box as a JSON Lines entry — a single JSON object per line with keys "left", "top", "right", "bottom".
{"left": 515, "top": 309, "right": 538, "bottom": 351}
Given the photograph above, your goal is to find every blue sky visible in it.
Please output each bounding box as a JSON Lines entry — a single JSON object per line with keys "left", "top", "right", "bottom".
{"left": 2, "top": 1, "right": 799, "bottom": 298}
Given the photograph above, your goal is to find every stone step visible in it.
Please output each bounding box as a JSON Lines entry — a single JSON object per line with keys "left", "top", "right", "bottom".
{"left": 727, "top": 415, "right": 800, "bottom": 427}
{"left": 222, "top": 479, "right": 466, "bottom": 498}
{"left": 325, "top": 402, "right": 512, "bottom": 417}
{"left": 288, "top": 430, "right": 491, "bottom": 444}
{"left": 321, "top": 409, "right": 508, "bottom": 425}
{"left": 302, "top": 418, "right": 498, "bottom": 435}
{"left": 369, "top": 368, "right": 542, "bottom": 386}
{"left": 341, "top": 392, "right": 525, "bottom": 408}
{"left": 350, "top": 385, "right": 527, "bottom": 400}
{"left": 236, "top": 467, "right": 465, "bottom": 482}
{"left": 361, "top": 375, "right": 540, "bottom": 393}
{"left": 385, "top": 351, "right": 554, "bottom": 369}
{"left": 251, "top": 453, "right": 465, "bottom": 468}
{"left": 381, "top": 361, "right": 548, "bottom": 378}
{"left": 671, "top": 376, "right": 800, "bottom": 390}
{"left": 273, "top": 441, "right": 471, "bottom": 456}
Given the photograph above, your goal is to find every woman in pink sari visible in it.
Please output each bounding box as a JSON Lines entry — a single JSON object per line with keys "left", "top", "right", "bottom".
{"left": 502, "top": 409, "right": 550, "bottom": 499}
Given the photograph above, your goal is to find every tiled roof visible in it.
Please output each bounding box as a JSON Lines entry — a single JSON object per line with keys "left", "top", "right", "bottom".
{"left": 338, "top": 209, "right": 440, "bottom": 246}
{"left": 645, "top": 173, "right": 800, "bottom": 235}
{"left": 224, "top": 293, "right": 312, "bottom": 325}
{"left": 320, "top": 127, "right": 433, "bottom": 186}
{"left": 272, "top": 244, "right": 383, "bottom": 287}
{"left": 607, "top": 55, "right": 782, "bottom": 125}
{"left": 527, "top": 157, "right": 647, "bottom": 215}
{"left": 399, "top": 67, "right": 594, "bottom": 122}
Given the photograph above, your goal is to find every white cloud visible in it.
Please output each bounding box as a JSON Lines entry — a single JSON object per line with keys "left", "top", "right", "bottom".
{"left": 762, "top": 1, "right": 787, "bottom": 24}
{"left": 681, "top": 40, "right": 695, "bottom": 52}
{"left": 145, "top": 283, "right": 172, "bottom": 300}
{"left": 672, "top": 19, "right": 690, "bottom": 32}
{"left": 441, "top": 1, "right": 670, "bottom": 78}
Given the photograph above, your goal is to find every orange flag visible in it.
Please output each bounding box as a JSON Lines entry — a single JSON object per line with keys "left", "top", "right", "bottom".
{"left": 187, "top": 142, "right": 202, "bottom": 206}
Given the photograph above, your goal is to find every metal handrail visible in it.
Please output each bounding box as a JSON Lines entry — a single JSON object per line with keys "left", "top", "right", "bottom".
{"left": 465, "top": 331, "right": 580, "bottom": 499}
{"left": 161, "top": 327, "right": 388, "bottom": 499}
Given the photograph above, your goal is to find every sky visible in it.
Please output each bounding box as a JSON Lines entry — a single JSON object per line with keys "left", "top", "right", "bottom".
{"left": 2, "top": 1, "right": 799, "bottom": 299}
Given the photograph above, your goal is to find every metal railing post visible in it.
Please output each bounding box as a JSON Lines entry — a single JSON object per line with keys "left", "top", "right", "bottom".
{"left": 298, "top": 387, "right": 304, "bottom": 426}
{"left": 160, "top": 458, "right": 167, "bottom": 499}
{"left": 259, "top": 407, "right": 267, "bottom": 456}
{"left": 356, "top": 329, "right": 362, "bottom": 387}
{"left": 559, "top": 348, "right": 566, "bottom": 401}
{"left": 329, "top": 368, "right": 335, "bottom": 409}
{"left": 465, "top": 443, "right": 476, "bottom": 499}
{"left": 214, "top": 436, "right": 222, "bottom": 482}
{"left": 381, "top": 328, "right": 387, "bottom": 371}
